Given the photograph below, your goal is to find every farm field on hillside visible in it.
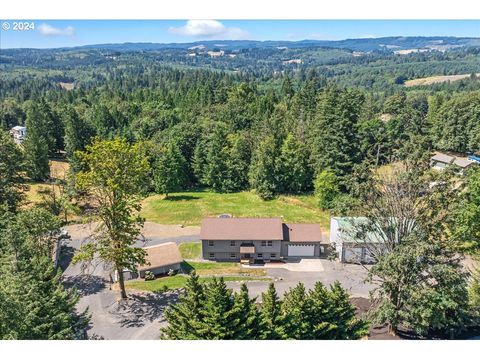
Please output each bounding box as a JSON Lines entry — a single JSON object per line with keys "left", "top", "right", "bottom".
{"left": 141, "top": 190, "right": 330, "bottom": 229}
{"left": 404, "top": 73, "right": 480, "bottom": 87}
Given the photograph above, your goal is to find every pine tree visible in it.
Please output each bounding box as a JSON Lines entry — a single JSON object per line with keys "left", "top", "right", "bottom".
{"left": 281, "top": 283, "right": 312, "bottom": 339}
{"left": 0, "top": 210, "right": 89, "bottom": 340}
{"left": 0, "top": 130, "right": 25, "bottom": 212}
{"left": 24, "top": 103, "right": 50, "bottom": 181}
{"left": 324, "top": 281, "right": 369, "bottom": 339}
{"left": 63, "top": 107, "right": 94, "bottom": 174}
{"left": 307, "top": 282, "right": 338, "bottom": 339}
{"left": 197, "top": 277, "right": 240, "bottom": 339}
{"left": 309, "top": 86, "right": 364, "bottom": 180}
{"left": 259, "top": 282, "right": 285, "bottom": 339}
{"left": 233, "top": 283, "right": 261, "bottom": 339}
{"left": 249, "top": 135, "right": 278, "bottom": 200}
{"left": 161, "top": 272, "right": 206, "bottom": 339}
{"left": 277, "top": 133, "right": 312, "bottom": 193}
{"left": 153, "top": 142, "right": 188, "bottom": 198}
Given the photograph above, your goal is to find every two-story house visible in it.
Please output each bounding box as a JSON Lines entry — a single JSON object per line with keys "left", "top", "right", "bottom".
{"left": 200, "top": 217, "right": 325, "bottom": 263}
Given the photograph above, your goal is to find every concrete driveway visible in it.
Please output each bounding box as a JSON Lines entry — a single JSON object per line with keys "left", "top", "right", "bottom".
{"left": 261, "top": 259, "right": 326, "bottom": 272}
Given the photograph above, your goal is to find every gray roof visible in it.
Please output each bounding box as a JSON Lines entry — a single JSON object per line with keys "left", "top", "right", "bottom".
{"left": 431, "top": 151, "right": 474, "bottom": 168}
{"left": 200, "top": 217, "right": 284, "bottom": 241}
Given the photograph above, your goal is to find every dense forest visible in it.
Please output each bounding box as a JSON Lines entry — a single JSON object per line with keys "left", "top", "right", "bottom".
{"left": 1, "top": 42, "right": 480, "bottom": 200}
{"left": 1, "top": 37, "right": 480, "bottom": 339}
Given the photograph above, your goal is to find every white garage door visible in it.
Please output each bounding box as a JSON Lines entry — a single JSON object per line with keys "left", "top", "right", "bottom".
{"left": 288, "top": 244, "right": 315, "bottom": 257}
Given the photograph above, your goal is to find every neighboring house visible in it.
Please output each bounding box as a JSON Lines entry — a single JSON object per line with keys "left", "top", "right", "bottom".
{"left": 200, "top": 217, "right": 325, "bottom": 263}
{"left": 116, "top": 242, "right": 183, "bottom": 281}
{"left": 430, "top": 151, "right": 477, "bottom": 173}
{"left": 330, "top": 217, "right": 384, "bottom": 264}
{"left": 10, "top": 125, "right": 26, "bottom": 145}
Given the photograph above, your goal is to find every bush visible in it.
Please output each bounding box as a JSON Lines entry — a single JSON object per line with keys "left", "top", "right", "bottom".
{"left": 168, "top": 268, "right": 177, "bottom": 276}
{"left": 314, "top": 170, "right": 340, "bottom": 210}
{"left": 144, "top": 271, "right": 155, "bottom": 281}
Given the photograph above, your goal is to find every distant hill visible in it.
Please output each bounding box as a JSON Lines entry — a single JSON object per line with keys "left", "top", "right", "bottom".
{"left": 8, "top": 36, "right": 480, "bottom": 52}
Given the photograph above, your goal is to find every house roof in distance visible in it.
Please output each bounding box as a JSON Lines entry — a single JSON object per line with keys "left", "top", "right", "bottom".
{"left": 284, "top": 223, "right": 323, "bottom": 243}
{"left": 431, "top": 151, "right": 474, "bottom": 168}
{"left": 200, "top": 217, "right": 284, "bottom": 241}
{"left": 138, "top": 242, "right": 183, "bottom": 271}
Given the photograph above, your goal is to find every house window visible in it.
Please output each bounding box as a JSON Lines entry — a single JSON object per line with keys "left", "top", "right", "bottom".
{"left": 270, "top": 253, "right": 276, "bottom": 259}
{"left": 230, "top": 240, "right": 236, "bottom": 247}
{"left": 267, "top": 241, "right": 273, "bottom": 246}
{"left": 257, "top": 253, "right": 263, "bottom": 259}
{"left": 209, "top": 253, "right": 215, "bottom": 259}
{"left": 261, "top": 241, "right": 266, "bottom": 246}
{"left": 230, "top": 253, "right": 236, "bottom": 259}
{"left": 208, "top": 240, "right": 214, "bottom": 247}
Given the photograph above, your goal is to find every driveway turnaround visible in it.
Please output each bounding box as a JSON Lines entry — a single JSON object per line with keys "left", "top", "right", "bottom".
{"left": 61, "top": 222, "right": 375, "bottom": 339}
{"left": 228, "top": 260, "right": 374, "bottom": 300}
{"left": 61, "top": 222, "right": 199, "bottom": 339}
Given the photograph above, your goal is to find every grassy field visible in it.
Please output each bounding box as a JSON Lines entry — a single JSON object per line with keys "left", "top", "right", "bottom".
{"left": 141, "top": 190, "right": 330, "bottom": 229}
{"left": 404, "top": 73, "right": 480, "bottom": 87}
{"left": 179, "top": 242, "right": 201, "bottom": 259}
{"left": 125, "top": 274, "right": 270, "bottom": 292}
{"left": 23, "top": 159, "right": 70, "bottom": 206}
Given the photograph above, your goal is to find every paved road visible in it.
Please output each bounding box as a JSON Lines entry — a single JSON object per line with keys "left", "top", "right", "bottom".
{"left": 60, "top": 222, "right": 374, "bottom": 339}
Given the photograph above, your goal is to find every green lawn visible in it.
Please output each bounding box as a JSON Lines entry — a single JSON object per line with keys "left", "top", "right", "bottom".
{"left": 125, "top": 274, "right": 270, "bottom": 292}
{"left": 141, "top": 190, "right": 330, "bottom": 229}
{"left": 179, "top": 242, "right": 201, "bottom": 259}
{"left": 183, "top": 261, "right": 266, "bottom": 277}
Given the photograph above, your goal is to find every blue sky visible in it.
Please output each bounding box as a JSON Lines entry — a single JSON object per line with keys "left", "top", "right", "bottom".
{"left": 1, "top": 20, "right": 479, "bottom": 49}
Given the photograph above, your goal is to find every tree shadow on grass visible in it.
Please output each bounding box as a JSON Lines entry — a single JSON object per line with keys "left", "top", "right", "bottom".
{"left": 110, "top": 290, "right": 182, "bottom": 328}
{"left": 163, "top": 195, "right": 200, "bottom": 201}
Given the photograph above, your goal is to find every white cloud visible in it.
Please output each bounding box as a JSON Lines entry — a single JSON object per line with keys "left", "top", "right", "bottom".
{"left": 168, "top": 20, "right": 250, "bottom": 40}
{"left": 38, "top": 23, "right": 75, "bottom": 37}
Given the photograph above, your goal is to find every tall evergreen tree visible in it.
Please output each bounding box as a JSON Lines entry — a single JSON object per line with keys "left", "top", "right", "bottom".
{"left": 281, "top": 283, "right": 312, "bottom": 339}
{"left": 197, "top": 277, "right": 240, "bottom": 339}
{"left": 24, "top": 103, "right": 50, "bottom": 181}
{"left": 249, "top": 135, "right": 278, "bottom": 200}
{"left": 233, "top": 283, "right": 261, "bottom": 339}
{"left": 277, "top": 133, "right": 312, "bottom": 193}
{"left": 153, "top": 142, "right": 188, "bottom": 198}
{"left": 63, "top": 107, "right": 94, "bottom": 174}
{"left": 259, "top": 282, "right": 285, "bottom": 340}
{"left": 309, "top": 86, "right": 364, "bottom": 180}
{"left": 0, "top": 130, "right": 25, "bottom": 212}
{"left": 161, "top": 272, "right": 206, "bottom": 339}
